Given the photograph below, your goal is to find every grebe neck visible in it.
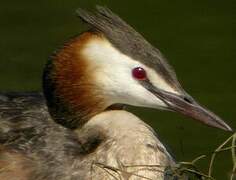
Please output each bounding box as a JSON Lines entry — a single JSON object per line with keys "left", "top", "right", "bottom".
{"left": 43, "top": 32, "right": 109, "bottom": 129}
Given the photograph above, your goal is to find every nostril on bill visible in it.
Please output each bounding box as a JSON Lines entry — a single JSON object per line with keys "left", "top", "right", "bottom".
{"left": 183, "top": 96, "right": 194, "bottom": 104}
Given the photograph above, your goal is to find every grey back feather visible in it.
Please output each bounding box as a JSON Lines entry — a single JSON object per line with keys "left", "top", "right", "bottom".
{"left": 77, "top": 6, "right": 180, "bottom": 88}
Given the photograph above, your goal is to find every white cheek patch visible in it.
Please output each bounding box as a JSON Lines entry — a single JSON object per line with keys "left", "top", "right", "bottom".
{"left": 81, "top": 37, "right": 178, "bottom": 108}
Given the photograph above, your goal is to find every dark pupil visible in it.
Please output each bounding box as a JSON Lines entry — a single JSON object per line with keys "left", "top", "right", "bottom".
{"left": 132, "top": 67, "right": 146, "bottom": 80}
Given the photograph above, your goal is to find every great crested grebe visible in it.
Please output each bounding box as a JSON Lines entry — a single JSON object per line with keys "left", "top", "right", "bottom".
{"left": 0, "top": 6, "right": 232, "bottom": 180}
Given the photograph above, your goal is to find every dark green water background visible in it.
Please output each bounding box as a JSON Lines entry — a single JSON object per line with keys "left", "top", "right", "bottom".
{"left": 0, "top": 0, "right": 235, "bottom": 179}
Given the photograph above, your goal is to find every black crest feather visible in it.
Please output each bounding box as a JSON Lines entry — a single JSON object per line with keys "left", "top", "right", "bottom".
{"left": 77, "top": 6, "right": 180, "bottom": 87}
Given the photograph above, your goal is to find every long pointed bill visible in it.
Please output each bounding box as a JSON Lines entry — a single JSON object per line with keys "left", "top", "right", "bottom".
{"left": 142, "top": 81, "right": 232, "bottom": 132}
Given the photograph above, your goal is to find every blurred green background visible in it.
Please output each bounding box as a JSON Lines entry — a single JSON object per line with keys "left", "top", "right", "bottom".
{"left": 0, "top": 0, "right": 235, "bottom": 179}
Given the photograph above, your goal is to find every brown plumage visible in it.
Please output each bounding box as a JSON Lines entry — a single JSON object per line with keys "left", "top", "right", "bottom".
{"left": 44, "top": 32, "right": 107, "bottom": 128}
{"left": 0, "top": 93, "right": 175, "bottom": 179}
{"left": 0, "top": 146, "right": 33, "bottom": 180}
{"left": 0, "top": 6, "right": 231, "bottom": 180}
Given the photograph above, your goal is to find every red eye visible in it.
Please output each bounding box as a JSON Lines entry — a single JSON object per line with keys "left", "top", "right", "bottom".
{"left": 132, "top": 67, "right": 147, "bottom": 80}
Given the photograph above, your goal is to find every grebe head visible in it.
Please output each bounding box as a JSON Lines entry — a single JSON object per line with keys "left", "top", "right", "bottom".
{"left": 43, "top": 6, "right": 232, "bottom": 131}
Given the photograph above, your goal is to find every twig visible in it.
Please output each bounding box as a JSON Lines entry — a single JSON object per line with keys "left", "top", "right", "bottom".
{"left": 208, "top": 133, "right": 235, "bottom": 177}
{"left": 94, "top": 162, "right": 154, "bottom": 180}
{"left": 230, "top": 134, "right": 236, "bottom": 180}
{"left": 181, "top": 168, "right": 215, "bottom": 180}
